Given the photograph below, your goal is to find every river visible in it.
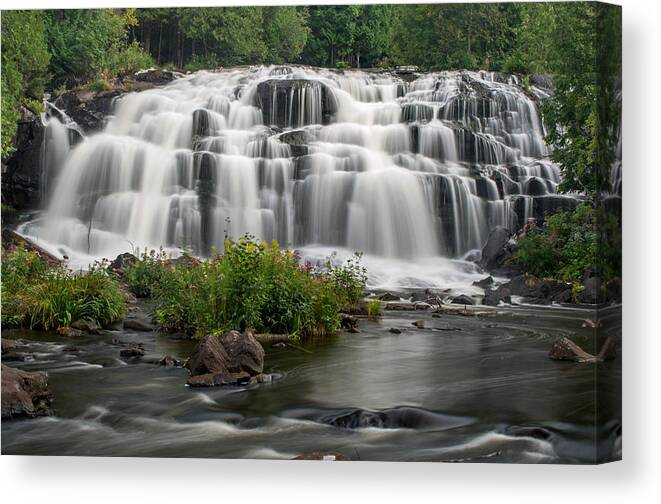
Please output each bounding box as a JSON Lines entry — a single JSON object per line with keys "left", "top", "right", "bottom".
{"left": 1, "top": 304, "right": 621, "bottom": 463}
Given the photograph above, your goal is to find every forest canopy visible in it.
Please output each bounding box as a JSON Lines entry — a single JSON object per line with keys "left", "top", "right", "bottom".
{"left": 2, "top": 3, "right": 621, "bottom": 197}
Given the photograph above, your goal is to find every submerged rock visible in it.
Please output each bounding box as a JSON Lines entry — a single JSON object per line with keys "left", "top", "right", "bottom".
{"left": 388, "top": 327, "right": 402, "bottom": 334}
{"left": 1, "top": 364, "right": 53, "bottom": 419}
{"left": 119, "top": 345, "right": 145, "bottom": 358}
{"left": 123, "top": 319, "right": 155, "bottom": 332}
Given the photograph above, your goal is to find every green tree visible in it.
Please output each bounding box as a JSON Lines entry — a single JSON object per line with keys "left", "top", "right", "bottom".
{"left": 352, "top": 5, "right": 395, "bottom": 67}
{"left": 263, "top": 6, "right": 309, "bottom": 64}
{"left": 1, "top": 10, "right": 50, "bottom": 157}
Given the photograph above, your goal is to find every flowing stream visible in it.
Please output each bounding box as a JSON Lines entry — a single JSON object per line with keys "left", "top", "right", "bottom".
{"left": 1, "top": 306, "right": 621, "bottom": 462}
{"left": 19, "top": 66, "right": 572, "bottom": 292}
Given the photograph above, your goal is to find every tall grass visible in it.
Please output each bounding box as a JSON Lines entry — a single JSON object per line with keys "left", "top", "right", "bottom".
{"left": 1, "top": 247, "right": 125, "bottom": 329}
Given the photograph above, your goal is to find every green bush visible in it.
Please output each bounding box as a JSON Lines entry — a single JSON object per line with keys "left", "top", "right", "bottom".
{"left": 113, "top": 40, "right": 154, "bottom": 76}
{"left": 367, "top": 299, "right": 383, "bottom": 320}
{"left": 1, "top": 247, "right": 49, "bottom": 326}
{"left": 124, "top": 249, "right": 168, "bottom": 298}
{"left": 27, "top": 267, "right": 125, "bottom": 330}
{"left": 513, "top": 204, "right": 621, "bottom": 283}
{"left": 1, "top": 247, "right": 125, "bottom": 329}
{"left": 152, "top": 235, "right": 367, "bottom": 338}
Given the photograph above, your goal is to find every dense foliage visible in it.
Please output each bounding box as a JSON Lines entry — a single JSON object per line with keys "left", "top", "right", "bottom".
{"left": 131, "top": 236, "right": 368, "bottom": 339}
{"left": 1, "top": 11, "right": 50, "bottom": 157}
{"left": 1, "top": 247, "right": 126, "bottom": 329}
{"left": 514, "top": 204, "right": 621, "bottom": 283}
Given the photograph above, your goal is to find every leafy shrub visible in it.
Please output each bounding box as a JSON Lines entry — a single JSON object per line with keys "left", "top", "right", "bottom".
{"left": 1, "top": 247, "right": 125, "bottom": 329}
{"left": 367, "top": 299, "right": 383, "bottom": 320}
{"left": 87, "top": 78, "right": 112, "bottom": 92}
{"left": 1, "top": 247, "right": 49, "bottom": 326}
{"left": 514, "top": 204, "right": 621, "bottom": 282}
{"left": 124, "top": 249, "right": 168, "bottom": 298}
{"left": 153, "top": 235, "right": 367, "bottom": 338}
{"left": 326, "top": 252, "right": 367, "bottom": 306}
{"left": 113, "top": 41, "right": 154, "bottom": 76}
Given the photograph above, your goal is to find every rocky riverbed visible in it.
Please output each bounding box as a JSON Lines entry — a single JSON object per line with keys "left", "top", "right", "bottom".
{"left": 1, "top": 303, "right": 621, "bottom": 463}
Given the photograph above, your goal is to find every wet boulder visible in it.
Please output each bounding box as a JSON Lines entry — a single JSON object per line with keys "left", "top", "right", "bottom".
{"left": 120, "top": 345, "right": 145, "bottom": 358}
{"left": 473, "top": 276, "right": 494, "bottom": 288}
{"left": 1, "top": 364, "right": 53, "bottom": 419}
{"left": 506, "top": 275, "right": 573, "bottom": 305}
{"left": 185, "top": 335, "right": 231, "bottom": 376}
{"left": 123, "top": 319, "right": 156, "bottom": 332}
{"left": 159, "top": 355, "right": 182, "bottom": 367}
{"left": 576, "top": 277, "right": 601, "bottom": 305}
{"left": 483, "top": 285, "right": 512, "bottom": 306}
{"left": 218, "top": 330, "right": 265, "bottom": 376}
{"left": 57, "top": 326, "right": 85, "bottom": 337}
{"left": 1, "top": 339, "right": 19, "bottom": 355}
{"left": 71, "top": 317, "right": 100, "bottom": 334}
{"left": 132, "top": 68, "right": 177, "bottom": 85}
{"left": 549, "top": 337, "right": 614, "bottom": 363}
{"left": 341, "top": 314, "right": 359, "bottom": 332}
{"left": 479, "top": 226, "right": 514, "bottom": 271}
{"left": 451, "top": 295, "right": 475, "bottom": 306}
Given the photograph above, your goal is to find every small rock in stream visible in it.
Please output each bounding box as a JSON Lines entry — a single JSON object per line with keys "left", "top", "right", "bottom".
{"left": 120, "top": 346, "right": 145, "bottom": 358}
{"left": 159, "top": 355, "right": 182, "bottom": 367}
{"left": 412, "top": 320, "right": 425, "bottom": 329}
{"left": 57, "top": 326, "right": 85, "bottom": 337}
{"left": 388, "top": 327, "right": 402, "bottom": 334}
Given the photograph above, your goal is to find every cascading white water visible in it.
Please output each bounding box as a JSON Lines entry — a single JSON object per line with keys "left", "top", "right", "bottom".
{"left": 20, "top": 66, "right": 564, "bottom": 292}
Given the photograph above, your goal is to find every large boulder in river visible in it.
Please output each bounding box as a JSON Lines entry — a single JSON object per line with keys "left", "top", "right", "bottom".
{"left": 479, "top": 226, "right": 514, "bottom": 271}
{"left": 1, "top": 364, "right": 53, "bottom": 419}
{"left": 185, "top": 335, "right": 231, "bottom": 376}
{"left": 218, "top": 330, "right": 265, "bottom": 377}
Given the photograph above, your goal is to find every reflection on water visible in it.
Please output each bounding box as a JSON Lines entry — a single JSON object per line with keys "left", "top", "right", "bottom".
{"left": 1, "top": 305, "right": 621, "bottom": 463}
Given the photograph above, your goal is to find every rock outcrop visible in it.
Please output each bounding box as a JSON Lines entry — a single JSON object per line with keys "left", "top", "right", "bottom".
{"left": 1, "top": 106, "right": 45, "bottom": 209}
{"left": 1, "top": 364, "right": 53, "bottom": 419}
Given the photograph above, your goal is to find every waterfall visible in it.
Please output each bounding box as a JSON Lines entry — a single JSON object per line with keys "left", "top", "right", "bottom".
{"left": 20, "top": 66, "right": 566, "bottom": 290}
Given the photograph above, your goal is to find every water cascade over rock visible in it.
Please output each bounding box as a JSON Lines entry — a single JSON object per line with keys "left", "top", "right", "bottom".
{"left": 19, "top": 66, "right": 574, "bottom": 291}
